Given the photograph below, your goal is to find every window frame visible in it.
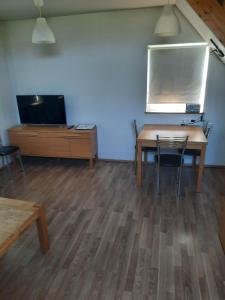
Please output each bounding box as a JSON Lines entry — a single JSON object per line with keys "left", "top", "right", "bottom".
{"left": 146, "top": 42, "right": 210, "bottom": 114}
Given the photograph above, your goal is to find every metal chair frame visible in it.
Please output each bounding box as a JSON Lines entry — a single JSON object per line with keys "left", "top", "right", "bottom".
{"left": 156, "top": 135, "right": 188, "bottom": 198}
{"left": 183, "top": 124, "right": 211, "bottom": 168}
{"left": 0, "top": 136, "right": 25, "bottom": 175}
{"left": 204, "top": 126, "right": 211, "bottom": 139}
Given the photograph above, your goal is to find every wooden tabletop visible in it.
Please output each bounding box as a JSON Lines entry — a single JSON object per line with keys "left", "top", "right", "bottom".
{"left": 8, "top": 125, "right": 96, "bottom": 134}
{"left": 138, "top": 125, "right": 208, "bottom": 144}
{"left": 0, "top": 197, "right": 39, "bottom": 256}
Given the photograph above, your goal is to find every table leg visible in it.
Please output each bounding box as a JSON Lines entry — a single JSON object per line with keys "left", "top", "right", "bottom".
{"left": 89, "top": 158, "right": 94, "bottom": 169}
{"left": 192, "top": 156, "right": 197, "bottom": 169}
{"left": 36, "top": 205, "right": 49, "bottom": 253}
{"left": 196, "top": 144, "right": 206, "bottom": 193}
{"left": 137, "top": 141, "right": 142, "bottom": 187}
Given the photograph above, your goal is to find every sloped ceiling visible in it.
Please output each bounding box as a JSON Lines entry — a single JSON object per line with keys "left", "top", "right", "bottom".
{"left": 187, "top": 0, "right": 225, "bottom": 45}
{"left": 0, "top": 0, "right": 175, "bottom": 21}
{"left": 0, "top": 0, "right": 224, "bottom": 62}
{"left": 177, "top": 0, "right": 225, "bottom": 63}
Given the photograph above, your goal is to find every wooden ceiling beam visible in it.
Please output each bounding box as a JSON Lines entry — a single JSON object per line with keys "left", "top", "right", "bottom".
{"left": 187, "top": 0, "right": 225, "bottom": 45}
{"left": 176, "top": 0, "right": 225, "bottom": 63}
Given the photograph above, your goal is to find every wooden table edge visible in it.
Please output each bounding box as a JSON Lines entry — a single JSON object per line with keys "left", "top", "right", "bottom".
{"left": 0, "top": 201, "right": 49, "bottom": 258}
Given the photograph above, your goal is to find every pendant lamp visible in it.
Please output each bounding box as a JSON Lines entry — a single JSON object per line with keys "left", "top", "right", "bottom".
{"left": 32, "top": 0, "right": 56, "bottom": 44}
{"left": 154, "top": 2, "right": 180, "bottom": 37}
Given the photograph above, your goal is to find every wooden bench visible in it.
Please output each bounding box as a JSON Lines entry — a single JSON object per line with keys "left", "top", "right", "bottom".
{"left": 0, "top": 197, "right": 49, "bottom": 257}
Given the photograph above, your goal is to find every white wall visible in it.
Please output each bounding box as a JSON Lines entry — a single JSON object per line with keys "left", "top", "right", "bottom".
{"left": 1, "top": 8, "right": 225, "bottom": 164}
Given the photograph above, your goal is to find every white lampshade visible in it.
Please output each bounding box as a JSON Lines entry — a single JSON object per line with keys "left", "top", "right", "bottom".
{"left": 154, "top": 5, "right": 180, "bottom": 37}
{"left": 32, "top": 17, "right": 56, "bottom": 44}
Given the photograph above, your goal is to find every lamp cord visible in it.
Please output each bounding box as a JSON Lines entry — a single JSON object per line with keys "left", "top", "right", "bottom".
{"left": 38, "top": 6, "right": 42, "bottom": 18}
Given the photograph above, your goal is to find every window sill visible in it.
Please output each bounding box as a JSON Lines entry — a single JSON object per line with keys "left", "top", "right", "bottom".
{"left": 145, "top": 111, "right": 204, "bottom": 115}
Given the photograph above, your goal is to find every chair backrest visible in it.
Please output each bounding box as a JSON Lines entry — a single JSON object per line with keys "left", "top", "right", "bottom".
{"left": 204, "top": 126, "right": 212, "bottom": 139}
{"left": 202, "top": 121, "right": 208, "bottom": 135}
{"left": 156, "top": 135, "right": 189, "bottom": 156}
{"left": 133, "top": 120, "right": 138, "bottom": 139}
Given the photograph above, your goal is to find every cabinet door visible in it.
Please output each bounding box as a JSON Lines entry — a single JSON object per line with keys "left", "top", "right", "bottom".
{"left": 9, "top": 134, "right": 70, "bottom": 157}
{"left": 29, "top": 137, "right": 70, "bottom": 157}
{"left": 68, "top": 138, "right": 91, "bottom": 158}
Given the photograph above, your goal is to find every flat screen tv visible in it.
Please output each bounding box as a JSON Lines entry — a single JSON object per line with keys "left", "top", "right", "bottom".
{"left": 17, "top": 95, "right": 67, "bottom": 125}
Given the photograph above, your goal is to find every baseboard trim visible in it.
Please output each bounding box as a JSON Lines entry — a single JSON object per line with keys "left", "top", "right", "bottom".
{"left": 2, "top": 157, "right": 223, "bottom": 169}
{"left": 99, "top": 158, "right": 225, "bottom": 169}
{"left": 203, "top": 164, "right": 225, "bottom": 169}
{"left": 99, "top": 158, "right": 132, "bottom": 164}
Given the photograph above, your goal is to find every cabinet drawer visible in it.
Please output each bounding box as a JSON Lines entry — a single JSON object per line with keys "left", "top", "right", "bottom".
{"left": 63, "top": 133, "right": 91, "bottom": 139}
{"left": 30, "top": 138, "right": 70, "bottom": 157}
{"left": 10, "top": 135, "right": 70, "bottom": 157}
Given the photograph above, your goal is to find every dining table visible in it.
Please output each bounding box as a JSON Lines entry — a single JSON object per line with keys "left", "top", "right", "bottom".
{"left": 137, "top": 124, "right": 208, "bottom": 192}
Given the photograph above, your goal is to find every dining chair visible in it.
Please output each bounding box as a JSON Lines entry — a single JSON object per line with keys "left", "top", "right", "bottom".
{"left": 182, "top": 124, "right": 211, "bottom": 168}
{"left": 133, "top": 120, "right": 156, "bottom": 173}
{"left": 155, "top": 135, "right": 189, "bottom": 198}
{"left": 0, "top": 136, "right": 25, "bottom": 175}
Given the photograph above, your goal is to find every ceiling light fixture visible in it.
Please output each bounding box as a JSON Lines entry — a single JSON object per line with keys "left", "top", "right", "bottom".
{"left": 32, "top": 0, "right": 56, "bottom": 44}
{"left": 154, "top": 0, "right": 180, "bottom": 37}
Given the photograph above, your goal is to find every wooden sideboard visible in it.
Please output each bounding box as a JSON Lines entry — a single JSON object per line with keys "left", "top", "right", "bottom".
{"left": 8, "top": 126, "right": 98, "bottom": 168}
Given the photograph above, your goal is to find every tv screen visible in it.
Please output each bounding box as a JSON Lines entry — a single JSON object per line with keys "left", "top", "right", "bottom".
{"left": 17, "top": 95, "right": 67, "bottom": 125}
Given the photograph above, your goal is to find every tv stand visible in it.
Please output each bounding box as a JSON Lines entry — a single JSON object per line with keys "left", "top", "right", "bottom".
{"left": 8, "top": 125, "right": 98, "bottom": 168}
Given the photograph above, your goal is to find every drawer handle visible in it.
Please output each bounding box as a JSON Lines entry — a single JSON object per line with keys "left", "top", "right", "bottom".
{"left": 15, "top": 134, "right": 38, "bottom": 137}
{"left": 64, "top": 136, "right": 82, "bottom": 139}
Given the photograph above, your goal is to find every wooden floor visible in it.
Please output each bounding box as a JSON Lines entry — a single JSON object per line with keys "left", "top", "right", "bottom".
{"left": 0, "top": 158, "right": 225, "bottom": 300}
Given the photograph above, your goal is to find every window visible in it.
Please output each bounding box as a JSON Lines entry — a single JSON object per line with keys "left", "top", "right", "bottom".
{"left": 146, "top": 43, "right": 210, "bottom": 113}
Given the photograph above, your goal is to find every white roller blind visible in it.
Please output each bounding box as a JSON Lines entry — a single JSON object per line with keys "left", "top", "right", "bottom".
{"left": 146, "top": 43, "right": 210, "bottom": 113}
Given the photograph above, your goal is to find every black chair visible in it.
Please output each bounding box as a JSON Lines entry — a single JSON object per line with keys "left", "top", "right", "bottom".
{"left": 0, "top": 143, "right": 25, "bottom": 174}
{"left": 181, "top": 124, "right": 211, "bottom": 167}
{"left": 133, "top": 120, "right": 156, "bottom": 173}
{"left": 155, "top": 135, "right": 188, "bottom": 198}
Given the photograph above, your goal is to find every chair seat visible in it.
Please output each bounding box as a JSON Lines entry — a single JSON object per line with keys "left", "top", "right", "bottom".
{"left": 155, "top": 154, "right": 182, "bottom": 167}
{"left": 142, "top": 146, "right": 157, "bottom": 152}
{"left": 135, "top": 145, "right": 157, "bottom": 152}
{"left": 178, "top": 148, "right": 201, "bottom": 156}
{"left": 0, "top": 146, "right": 19, "bottom": 156}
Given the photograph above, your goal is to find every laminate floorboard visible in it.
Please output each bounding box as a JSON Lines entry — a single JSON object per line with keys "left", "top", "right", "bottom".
{"left": 0, "top": 158, "right": 224, "bottom": 300}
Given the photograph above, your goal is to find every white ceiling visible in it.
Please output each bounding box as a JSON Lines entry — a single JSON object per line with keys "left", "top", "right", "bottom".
{"left": 0, "top": 0, "right": 176, "bottom": 21}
